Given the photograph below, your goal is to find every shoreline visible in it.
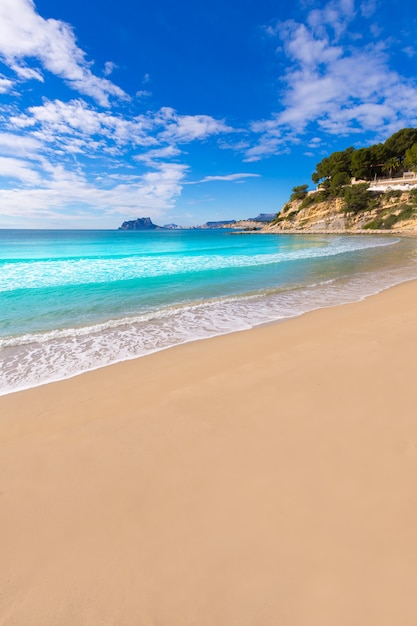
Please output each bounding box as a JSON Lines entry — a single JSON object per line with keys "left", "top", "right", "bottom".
{"left": 2, "top": 278, "right": 417, "bottom": 624}
{"left": 1, "top": 265, "right": 415, "bottom": 399}
{"left": 234, "top": 228, "right": 417, "bottom": 235}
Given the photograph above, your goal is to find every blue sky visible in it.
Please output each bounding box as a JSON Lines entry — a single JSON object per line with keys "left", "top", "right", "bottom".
{"left": 0, "top": 0, "right": 416, "bottom": 228}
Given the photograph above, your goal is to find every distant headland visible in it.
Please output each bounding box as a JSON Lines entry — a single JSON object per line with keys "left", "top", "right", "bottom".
{"left": 118, "top": 213, "right": 276, "bottom": 231}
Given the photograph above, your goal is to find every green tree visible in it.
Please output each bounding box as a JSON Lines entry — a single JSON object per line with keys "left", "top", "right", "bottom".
{"left": 404, "top": 143, "right": 417, "bottom": 171}
{"left": 383, "top": 128, "right": 417, "bottom": 158}
{"left": 290, "top": 184, "right": 309, "bottom": 201}
{"left": 382, "top": 157, "right": 400, "bottom": 178}
{"left": 312, "top": 147, "right": 354, "bottom": 184}
{"left": 329, "top": 171, "right": 350, "bottom": 197}
{"left": 312, "top": 156, "right": 330, "bottom": 184}
{"left": 351, "top": 144, "right": 387, "bottom": 180}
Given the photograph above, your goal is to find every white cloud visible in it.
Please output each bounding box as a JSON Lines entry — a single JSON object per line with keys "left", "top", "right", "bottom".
{"left": 135, "top": 89, "right": 152, "bottom": 99}
{"left": 158, "top": 108, "right": 233, "bottom": 143}
{"left": 0, "top": 0, "right": 126, "bottom": 106}
{"left": 9, "top": 99, "right": 158, "bottom": 155}
{"left": 9, "top": 99, "right": 234, "bottom": 161}
{"left": 218, "top": 139, "right": 250, "bottom": 152}
{"left": 0, "top": 132, "right": 42, "bottom": 158}
{"left": 307, "top": 0, "right": 355, "bottom": 38}
{"left": 360, "top": 0, "right": 376, "bottom": 18}
{"left": 278, "top": 21, "right": 343, "bottom": 69}
{"left": 247, "top": 0, "right": 417, "bottom": 159}
{"left": 0, "top": 160, "right": 188, "bottom": 224}
{"left": 403, "top": 46, "right": 416, "bottom": 58}
{"left": 244, "top": 138, "right": 291, "bottom": 162}
{"left": 188, "top": 173, "right": 261, "bottom": 184}
{"left": 0, "top": 156, "right": 41, "bottom": 184}
{"left": 0, "top": 76, "right": 14, "bottom": 93}
{"left": 135, "top": 145, "right": 182, "bottom": 166}
{"left": 104, "top": 61, "right": 117, "bottom": 77}
{"left": 9, "top": 62, "right": 44, "bottom": 82}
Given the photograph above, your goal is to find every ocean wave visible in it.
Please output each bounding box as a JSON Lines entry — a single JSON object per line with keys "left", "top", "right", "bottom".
{"left": 0, "top": 236, "right": 397, "bottom": 292}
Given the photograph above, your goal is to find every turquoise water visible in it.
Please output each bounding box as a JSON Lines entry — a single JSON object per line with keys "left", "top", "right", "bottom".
{"left": 1, "top": 229, "right": 417, "bottom": 395}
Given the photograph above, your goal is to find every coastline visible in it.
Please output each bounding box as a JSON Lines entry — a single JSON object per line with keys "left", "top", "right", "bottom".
{"left": 2, "top": 279, "right": 417, "bottom": 625}
{"left": 234, "top": 228, "right": 417, "bottom": 235}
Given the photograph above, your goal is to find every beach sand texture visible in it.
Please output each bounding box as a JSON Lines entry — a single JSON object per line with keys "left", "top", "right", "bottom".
{"left": 1, "top": 280, "right": 417, "bottom": 625}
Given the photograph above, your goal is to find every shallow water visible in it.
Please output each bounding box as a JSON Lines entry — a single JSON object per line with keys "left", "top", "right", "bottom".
{"left": 1, "top": 229, "right": 417, "bottom": 395}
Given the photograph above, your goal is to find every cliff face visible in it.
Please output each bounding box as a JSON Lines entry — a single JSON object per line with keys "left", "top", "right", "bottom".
{"left": 265, "top": 190, "right": 417, "bottom": 234}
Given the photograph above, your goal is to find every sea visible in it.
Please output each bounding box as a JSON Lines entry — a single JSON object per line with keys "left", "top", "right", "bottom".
{"left": 1, "top": 228, "right": 417, "bottom": 396}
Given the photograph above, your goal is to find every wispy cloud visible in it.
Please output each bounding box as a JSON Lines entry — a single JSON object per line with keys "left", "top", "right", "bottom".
{"left": 0, "top": 132, "right": 42, "bottom": 159}
{"left": 0, "top": 160, "right": 188, "bottom": 224}
{"left": 188, "top": 173, "right": 261, "bottom": 184}
{"left": 403, "top": 46, "right": 416, "bottom": 59}
{"left": 136, "top": 90, "right": 152, "bottom": 99}
{"left": 103, "top": 61, "right": 117, "bottom": 77}
{"left": 135, "top": 145, "right": 182, "bottom": 166}
{"left": 0, "top": 0, "right": 126, "bottom": 106}
{"left": 247, "top": 0, "right": 417, "bottom": 160}
{"left": 360, "top": 0, "right": 377, "bottom": 18}
{"left": 9, "top": 99, "right": 158, "bottom": 155}
{"left": 9, "top": 99, "right": 234, "bottom": 156}
{"left": 0, "top": 75, "right": 14, "bottom": 93}
{"left": 0, "top": 156, "right": 41, "bottom": 184}
{"left": 157, "top": 108, "right": 233, "bottom": 143}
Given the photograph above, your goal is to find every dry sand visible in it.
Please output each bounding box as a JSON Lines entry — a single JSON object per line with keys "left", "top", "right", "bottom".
{"left": 1, "top": 280, "right": 417, "bottom": 626}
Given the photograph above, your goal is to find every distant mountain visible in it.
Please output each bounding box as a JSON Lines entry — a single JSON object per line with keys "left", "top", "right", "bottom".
{"left": 118, "top": 213, "right": 277, "bottom": 231}
{"left": 118, "top": 217, "right": 161, "bottom": 230}
{"left": 199, "top": 215, "right": 275, "bottom": 228}
{"left": 248, "top": 213, "right": 276, "bottom": 222}
{"left": 202, "top": 220, "right": 237, "bottom": 228}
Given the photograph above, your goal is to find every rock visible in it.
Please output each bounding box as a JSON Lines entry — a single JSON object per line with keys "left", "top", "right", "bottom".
{"left": 118, "top": 217, "right": 160, "bottom": 230}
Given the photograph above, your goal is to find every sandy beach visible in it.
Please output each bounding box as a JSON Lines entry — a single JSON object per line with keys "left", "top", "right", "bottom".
{"left": 1, "top": 279, "right": 417, "bottom": 626}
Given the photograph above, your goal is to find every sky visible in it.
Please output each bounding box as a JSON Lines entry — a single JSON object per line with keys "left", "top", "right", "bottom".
{"left": 0, "top": 0, "right": 416, "bottom": 228}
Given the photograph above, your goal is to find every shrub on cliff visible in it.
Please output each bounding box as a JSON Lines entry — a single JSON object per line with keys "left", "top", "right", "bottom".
{"left": 300, "top": 194, "right": 319, "bottom": 209}
{"left": 410, "top": 188, "right": 417, "bottom": 204}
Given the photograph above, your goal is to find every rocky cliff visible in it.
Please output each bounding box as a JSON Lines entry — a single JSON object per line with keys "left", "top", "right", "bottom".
{"left": 118, "top": 217, "right": 160, "bottom": 230}
{"left": 264, "top": 189, "right": 417, "bottom": 234}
